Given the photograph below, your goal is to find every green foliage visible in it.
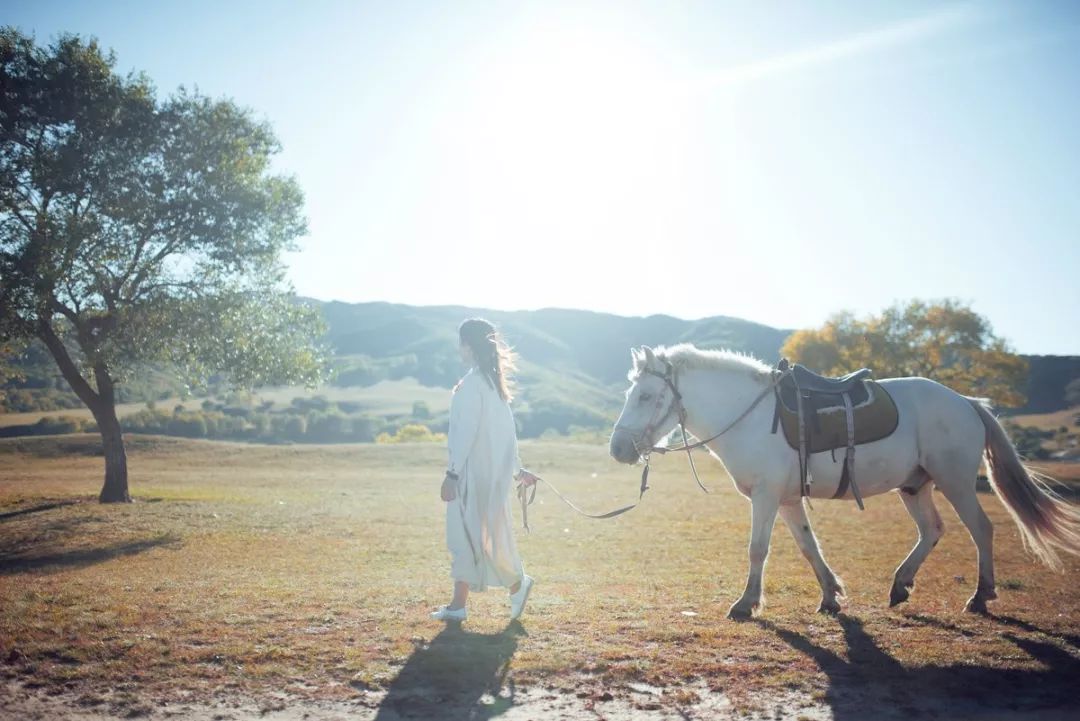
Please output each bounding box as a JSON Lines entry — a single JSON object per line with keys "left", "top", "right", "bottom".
{"left": 782, "top": 299, "right": 1029, "bottom": 407}
{"left": 375, "top": 423, "right": 447, "bottom": 444}
{"left": 1066, "top": 378, "right": 1080, "bottom": 408}
{"left": 34, "top": 416, "right": 85, "bottom": 435}
{"left": 0, "top": 27, "right": 328, "bottom": 498}
{"left": 113, "top": 400, "right": 384, "bottom": 444}
{"left": 0, "top": 27, "right": 327, "bottom": 404}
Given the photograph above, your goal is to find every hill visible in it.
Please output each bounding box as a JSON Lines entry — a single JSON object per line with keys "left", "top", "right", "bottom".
{"left": 320, "top": 301, "right": 792, "bottom": 435}
{"left": 2, "top": 300, "right": 1077, "bottom": 438}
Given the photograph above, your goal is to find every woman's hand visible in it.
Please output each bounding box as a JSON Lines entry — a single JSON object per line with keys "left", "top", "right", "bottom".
{"left": 516, "top": 469, "right": 539, "bottom": 487}
{"left": 441, "top": 477, "right": 457, "bottom": 502}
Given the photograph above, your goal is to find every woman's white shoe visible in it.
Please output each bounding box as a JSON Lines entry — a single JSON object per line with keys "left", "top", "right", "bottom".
{"left": 431, "top": 605, "right": 467, "bottom": 622}
{"left": 510, "top": 575, "right": 534, "bottom": 620}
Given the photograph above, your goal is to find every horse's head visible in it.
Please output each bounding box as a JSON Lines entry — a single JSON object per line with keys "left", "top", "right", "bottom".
{"left": 610, "top": 346, "right": 683, "bottom": 464}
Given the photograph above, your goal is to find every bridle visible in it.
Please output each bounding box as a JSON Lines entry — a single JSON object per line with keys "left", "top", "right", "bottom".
{"left": 518, "top": 356, "right": 785, "bottom": 531}
{"left": 615, "top": 358, "right": 784, "bottom": 495}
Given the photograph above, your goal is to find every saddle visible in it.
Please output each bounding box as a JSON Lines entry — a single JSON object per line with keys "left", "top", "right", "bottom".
{"left": 771, "top": 360, "right": 899, "bottom": 509}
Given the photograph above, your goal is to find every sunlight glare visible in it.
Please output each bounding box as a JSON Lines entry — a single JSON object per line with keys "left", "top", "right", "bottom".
{"left": 438, "top": 19, "right": 692, "bottom": 287}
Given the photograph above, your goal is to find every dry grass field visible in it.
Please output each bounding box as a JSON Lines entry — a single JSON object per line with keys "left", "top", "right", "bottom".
{"left": 1, "top": 435, "right": 1079, "bottom": 719}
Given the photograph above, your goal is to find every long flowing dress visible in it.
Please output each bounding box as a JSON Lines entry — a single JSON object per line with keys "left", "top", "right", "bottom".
{"left": 445, "top": 369, "right": 524, "bottom": 591}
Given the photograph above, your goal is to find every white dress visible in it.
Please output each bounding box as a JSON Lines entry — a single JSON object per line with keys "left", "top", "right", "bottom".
{"left": 445, "top": 369, "right": 524, "bottom": 591}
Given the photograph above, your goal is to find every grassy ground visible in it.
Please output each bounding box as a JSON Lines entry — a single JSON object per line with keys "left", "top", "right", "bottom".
{"left": 1, "top": 436, "right": 1079, "bottom": 718}
{"left": 1009, "top": 408, "right": 1078, "bottom": 433}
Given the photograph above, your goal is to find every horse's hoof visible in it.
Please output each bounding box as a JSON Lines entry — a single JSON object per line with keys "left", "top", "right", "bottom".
{"left": 727, "top": 603, "right": 756, "bottom": 621}
{"left": 964, "top": 596, "right": 990, "bottom": 615}
{"left": 817, "top": 600, "right": 841, "bottom": 615}
{"left": 889, "top": 585, "right": 910, "bottom": 608}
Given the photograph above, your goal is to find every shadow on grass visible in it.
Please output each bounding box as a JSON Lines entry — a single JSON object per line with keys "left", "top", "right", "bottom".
{"left": 987, "top": 613, "right": 1080, "bottom": 651}
{"left": 372, "top": 621, "right": 524, "bottom": 721}
{"left": 759, "top": 614, "right": 1080, "bottom": 721}
{"left": 0, "top": 533, "right": 182, "bottom": 574}
{"left": 0, "top": 500, "right": 79, "bottom": 522}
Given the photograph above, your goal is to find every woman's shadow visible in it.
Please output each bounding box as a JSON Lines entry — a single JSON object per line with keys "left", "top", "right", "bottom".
{"left": 373, "top": 621, "right": 525, "bottom": 720}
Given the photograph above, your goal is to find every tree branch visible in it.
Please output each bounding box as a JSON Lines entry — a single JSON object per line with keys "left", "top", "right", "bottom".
{"left": 0, "top": 196, "right": 36, "bottom": 235}
{"left": 37, "top": 317, "right": 100, "bottom": 408}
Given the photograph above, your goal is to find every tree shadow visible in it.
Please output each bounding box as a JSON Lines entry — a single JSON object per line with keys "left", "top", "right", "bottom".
{"left": 372, "top": 621, "right": 524, "bottom": 720}
{"left": 0, "top": 500, "right": 79, "bottom": 522}
{"left": 0, "top": 533, "right": 182, "bottom": 574}
{"left": 758, "top": 614, "right": 1080, "bottom": 721}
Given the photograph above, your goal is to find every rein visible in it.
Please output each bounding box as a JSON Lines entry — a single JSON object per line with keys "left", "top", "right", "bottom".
{"left": 516, "top": 468, "right": 649, "bottom": 532}
{"left": 517, "top": 361, "right": 785, "bottom": 530}
{"left": 635, "top": 362, "right": 786, "bottom": 496}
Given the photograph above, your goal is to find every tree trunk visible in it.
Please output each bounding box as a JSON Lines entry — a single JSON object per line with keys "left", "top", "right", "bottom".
{"left": 37, "top": 318, "right": 131, "bottom": 502}
{"left": 93, "top": 400, "right": 130, "bottom": 503}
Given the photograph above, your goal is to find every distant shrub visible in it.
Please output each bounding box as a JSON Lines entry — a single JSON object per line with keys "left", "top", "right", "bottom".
{"left": 122, "top": 408, "right": 173, "bottom": 434}
{"left": 250, "top": 413, "right": 271, "bottom": 437}
{"left": 375, "top": 423, "right": 446, "bottom": 444}
{"left": 307, "top": 411, "right": 351, "bottom": 442}
{"left": 215, "top": 414, "right": 249, "bottom": 437}
{"left": 283, "top": 415, "right": 307, "bottom": 440}
{"left": 291, "top": 395, "right": 331, "bottom": 414}
{"left": 1005, "top": 422, "right": 1052, "bottom": 460}
{"left": 33, "top": 415, "right": 84, "bottom": 435}
{"left": 167, "top": 414, "right": 207, "bottom": 438}
{"left": 0, "top": 388, "right": 85, "bottom": 413}
{"left": 349, "top": 415, "right": 381, "bottom": 442}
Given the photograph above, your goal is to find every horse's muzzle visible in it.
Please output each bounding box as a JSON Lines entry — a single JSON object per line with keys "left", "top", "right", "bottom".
{"left": 609, "top": 429, "right": 642, "bottom": 465}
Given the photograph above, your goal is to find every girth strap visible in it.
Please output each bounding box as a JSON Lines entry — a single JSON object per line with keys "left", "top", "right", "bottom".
{"left": 795, "top": 381, "right": 811, "bottom": 498}
{"left": 831, "top": 391, "right": 865, "bottom": 510}
{"left": 774, "top": 359, "right": 867, "bottom": 511}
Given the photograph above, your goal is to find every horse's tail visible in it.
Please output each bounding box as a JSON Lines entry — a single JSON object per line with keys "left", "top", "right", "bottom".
{"left": 969, "top": 398, "right": 1080, "bottom": 570}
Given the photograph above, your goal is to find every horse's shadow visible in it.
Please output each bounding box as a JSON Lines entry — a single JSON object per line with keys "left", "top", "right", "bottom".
{"left": 372, "top": 621, "right": 524, "bottom": 720}
{"left": 757, "top": 613, "right": 1080, "bottom": 721}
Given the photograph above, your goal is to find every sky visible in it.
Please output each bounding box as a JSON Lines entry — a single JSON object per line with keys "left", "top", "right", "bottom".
{"left": 6, "top": 0, "right": 1080, "bottom": 354}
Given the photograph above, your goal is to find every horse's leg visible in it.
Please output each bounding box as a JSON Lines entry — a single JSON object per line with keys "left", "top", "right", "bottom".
{"left": 890, "top": 479, "right": 945, "bottom": 607}
{"left": 728, "top": 491, "right": 781, "bottom": 620}
{"left": 936, "top": 480, "right": 996, "bottom": 614}
{"left": 779, "top": 500, "right": 845, "bottom": 614}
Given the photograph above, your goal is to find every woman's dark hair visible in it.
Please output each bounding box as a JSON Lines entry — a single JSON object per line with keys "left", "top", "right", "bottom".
{"left": 459, "top": 318, "right": 517, "bottom": 402}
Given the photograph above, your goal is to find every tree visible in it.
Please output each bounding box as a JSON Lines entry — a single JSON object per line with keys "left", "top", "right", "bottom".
{"left": 0, "top": 30, "right": 326, "bottom": 501}
{"left": 781, "top": 299, "right": 1028, "bottom": 407}
{"left": 1066, "top": 378, "right": 1080, "bottom": 408}
{"left": 411, "top": 400, "right": 431, "bottom": 420}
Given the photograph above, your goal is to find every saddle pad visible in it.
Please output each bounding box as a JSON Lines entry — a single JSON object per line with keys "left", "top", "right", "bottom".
{"left": 776, "top": 380, "right": 899, "bottom": 454}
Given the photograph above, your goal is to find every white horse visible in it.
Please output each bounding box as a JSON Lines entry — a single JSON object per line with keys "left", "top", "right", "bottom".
{"left": 609, "top": 344, "right": 1080, "bottom": 618}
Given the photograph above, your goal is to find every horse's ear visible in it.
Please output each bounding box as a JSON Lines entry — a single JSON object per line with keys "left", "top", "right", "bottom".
{"left": 642, "top": 346, "right": 656, "bottom": 367}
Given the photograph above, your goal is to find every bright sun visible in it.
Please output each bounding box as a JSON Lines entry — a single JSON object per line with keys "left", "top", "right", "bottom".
{"left": 434, "top": 17, "right": 693, "bottom": 285}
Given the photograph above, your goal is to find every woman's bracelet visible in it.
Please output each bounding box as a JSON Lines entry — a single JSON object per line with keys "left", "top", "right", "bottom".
{"left": 444, "top": 470, "right": 459, "bottom": 481}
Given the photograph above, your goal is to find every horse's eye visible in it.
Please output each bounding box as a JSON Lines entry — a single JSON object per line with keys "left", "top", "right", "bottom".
{"left": 639, "top": 393, "right": 653, "bottom": 403}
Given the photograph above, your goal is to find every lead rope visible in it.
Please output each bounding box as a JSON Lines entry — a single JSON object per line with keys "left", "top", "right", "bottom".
{"left": 516, "top": 464, "right": 650, "bottom": 532}
{"left": 517, "top": 370, "right": 784, "bottom": 531}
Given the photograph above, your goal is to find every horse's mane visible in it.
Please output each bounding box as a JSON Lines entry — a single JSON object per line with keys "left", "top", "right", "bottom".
{"left": 636, "top": 343, "right": 773, "bottom": 381}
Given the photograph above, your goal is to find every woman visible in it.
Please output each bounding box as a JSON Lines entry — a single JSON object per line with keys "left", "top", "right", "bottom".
{"left": 432, "top": 318, "right": 538, "bottom": 622}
